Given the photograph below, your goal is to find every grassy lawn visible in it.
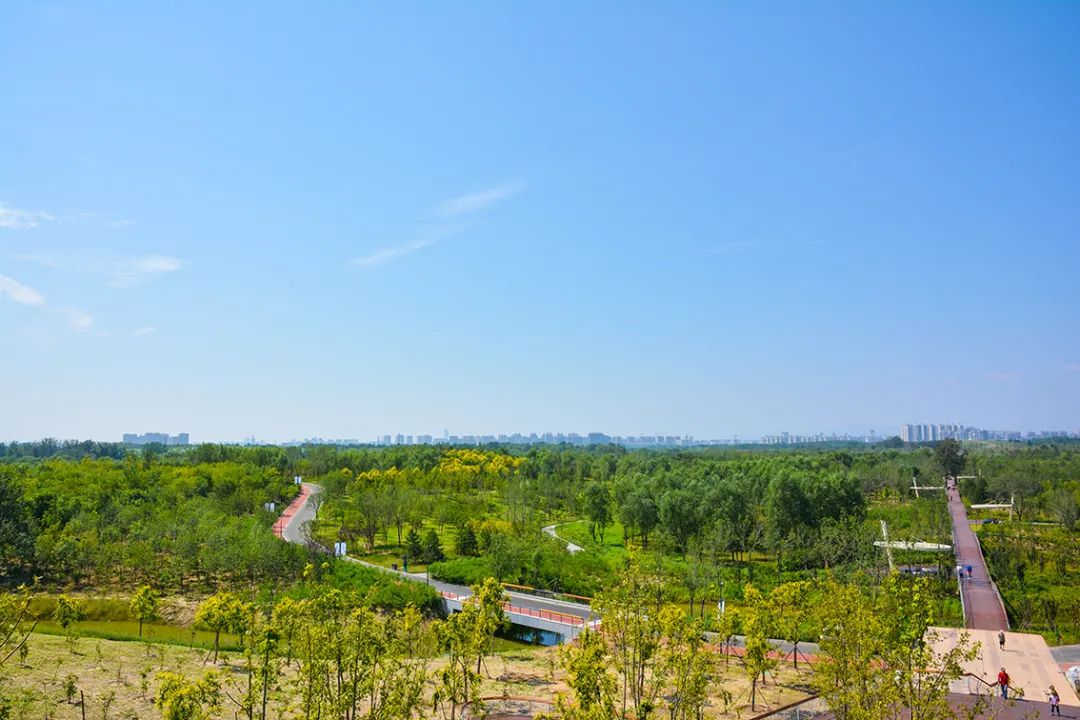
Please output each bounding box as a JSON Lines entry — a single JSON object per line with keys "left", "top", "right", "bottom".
{"left": 555, "top": 519, "right": 629, "bottom": 566}
{"left": 31, "top": 619, "right": 241, "bottom": 651}
{"left": 312, "top": 516, "right": 441, "bottom": 572}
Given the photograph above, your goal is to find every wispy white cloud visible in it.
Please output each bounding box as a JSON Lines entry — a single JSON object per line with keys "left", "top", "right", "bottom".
{"left": 0, "top": 203, "right": 135, "bottom": 230}
{"left": 1065, "top": 363, "right": 1080, "bottom": 372}
{"left": 55, "top": 306, "right": 94, "bottom": 331}
{"left": 0, "top": 273, "right": 92, "bottom": 330}
{"left": 132, "top": 326, "right": 157, "bottom": 336}
{"left": 434, "top": 183, "right": 521, "bottom": 218}
{"left": 0, "top": 274, "right": 46, "bottom": 305}
{"left": 107, "top": 255, "right": 186, "bottom": 287}
{"left": 68, "top": 212, "right": 137, "bottom": 228}
{"left": 0, "top": 204, "right": 56, "bottom": 230}
{"left": 14, "top": 252, "right": 62, "bottom": 268}
{"left": 352, "top": 227, "right": 460, "bottom": 269}
{"left": 352, "top": 184, "right": 520, "bottom": 270}
{"left": 18, "top": 252, "right": 187, "bottom": 287}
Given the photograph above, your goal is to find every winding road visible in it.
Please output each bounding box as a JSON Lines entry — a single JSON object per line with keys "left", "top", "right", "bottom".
{"left": 274, "top": 483, "right": 596, "bottom": 627}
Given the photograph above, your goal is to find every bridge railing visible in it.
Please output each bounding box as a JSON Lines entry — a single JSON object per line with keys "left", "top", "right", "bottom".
{"left": 439, "top": 590, "right": 589, "bottom": 627}
{"left": 501, "top": 582, "right": 593, "bottom": 606}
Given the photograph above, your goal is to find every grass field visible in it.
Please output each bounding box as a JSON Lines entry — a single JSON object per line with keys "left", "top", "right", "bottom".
{"left": 32, "top": 619, "right": 241, "bottom": 651}
{"left": 1, "top": 628, "right": 812, "bottom": 719}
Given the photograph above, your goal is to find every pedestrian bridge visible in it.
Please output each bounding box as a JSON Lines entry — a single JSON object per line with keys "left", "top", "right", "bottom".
{"left": 439, "top": 588, "right": 597, "bottom": 642}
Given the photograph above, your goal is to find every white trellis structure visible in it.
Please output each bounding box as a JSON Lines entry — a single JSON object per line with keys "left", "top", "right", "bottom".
{"left": 910, "top": 475, "right": 945, "bottom": 498}
{"left": 873, "top": 520, "right": 952, "bottom": 571}
{"left": 970, "top": 494, "right": 1014, "bottom": 520}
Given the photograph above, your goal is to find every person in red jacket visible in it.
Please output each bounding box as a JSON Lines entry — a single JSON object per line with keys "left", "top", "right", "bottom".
{"left": 997, "top": 668, "right": 1011, "bottom": 699}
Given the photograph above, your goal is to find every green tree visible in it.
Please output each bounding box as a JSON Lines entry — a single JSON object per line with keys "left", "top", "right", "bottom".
{"left": 618, "top": 488, "right": 659, "bottom": 549}
{"left": 0, "top": 472, "right": 34, "bottom": 578}
{"left": 764, "top": 473, "right": 811, "bottom": 575}
{"left": 658, "top": 607, "right": 724, "bottom": 720}
{"left": 155, "top": 671, "right": 221, "bottom": 720}
{"left": 53, "top": 594, "right": 85, "bottom": 646}
{"left": 660, "top": 489, "right": 701, "bottom": 557}
{"left": 583, "top": 481, "right": 612, "bottom": 544}
{"left": 741, "top": 585, "right": 779, "bottom": 711}
{"left": 194, "top": 592, "right": 246, "bottom": 664}
{"left": 130, "top": 585, "right": 160, "bottom": 638}
{"left": 470, "top": 577, "right": 508, "bottom": 673}
{"left": 812, "top": 575, "right": 980, "bottom": 720}
{"left": 770, "top": 581, "right": 813, "bottom": 669}
{"left": 549, "top": 628, "right": 617, "bottom": 720}
{"left": 595, "top": 558, "right": 668, "bottom": 719}
{"left": 421, "top": 529, "right": 445, "bottom": 564}
{"left": 271, "top": 596, "right": 302, "bottom": 667}
{"left": 1050, "top": 487, "right": 1079, "bottom": 531}
{"left": 933, "top": 439, "right": 966, "bottom": 479}
{"left": 455, "top": 524, "right": 479, "bottom": 557}
{"left": 433, "top": 601, "right": 484, "bottom": 720}
{"left": 224, "top": 610, "right": 280, "bottom": 720}
{"left": 0, "top": 584, "right": 36, "bottom": 669}
{"left": 405, "top": 527, "right": 423, "bottom": 563}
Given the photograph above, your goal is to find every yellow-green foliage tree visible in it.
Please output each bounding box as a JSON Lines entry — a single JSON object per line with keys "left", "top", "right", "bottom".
{"left": 194, "top": 592, "right": 249, "bottom": 664}
{"left": 0, "top": 584, "right": 35, "bottom": 668}
{"left": 547, "top": 628, "right": 617, "bottom": 720}
{"left": 741, "top": 584, "right": 779, "bottom": 711}
{"left": 288, "top": 588, "right": 431, "bottom": 720}
{"left": 770, "top": 580, "right": 813, "bottom": 669}
{"left": 594, "top": 558, "right": 669, "bottom": 719}
{"left": 658, "top": 606, "right": 724, "bottom": 720}
{"left": 130, "top": 585, "right": 160, "bottom": 637}
{"left": 52, "top": 594, "right": 85, "bottom": 647}
{"left": 155, "top": 671, "right": 221, "bottom": 720}
{"left": 812, "top": 574, "right": 979, "bottom": 720}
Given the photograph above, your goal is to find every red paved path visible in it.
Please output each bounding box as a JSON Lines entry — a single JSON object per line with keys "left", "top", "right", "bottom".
{"left": 946, "top": 483, "right": 1010, "bottom": 631}
{"left": 272, "top": 484, "right": 311, "bottom": 539}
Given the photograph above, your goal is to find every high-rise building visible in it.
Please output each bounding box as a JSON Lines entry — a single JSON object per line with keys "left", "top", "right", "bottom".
{"left": 122, "top": 432, "right": 190, "bottom": 446}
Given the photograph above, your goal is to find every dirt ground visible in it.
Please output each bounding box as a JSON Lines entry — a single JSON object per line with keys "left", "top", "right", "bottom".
{"left": 1, "top": 633, "right": 813, "bottom": 719}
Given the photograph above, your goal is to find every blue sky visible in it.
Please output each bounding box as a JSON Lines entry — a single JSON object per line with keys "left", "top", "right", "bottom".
{"left": 2, "top": 2, "right": 1079, "bottom": 442}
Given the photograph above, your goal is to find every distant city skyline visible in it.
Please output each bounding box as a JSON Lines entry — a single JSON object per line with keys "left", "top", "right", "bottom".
{"left": 192, "top": 422, "right": 1078, "bottom": 448}
{"left": 3, "top": 3, "right": 1079, "bottom": 440}
{"left": 122, "top": 431, "right": 189, "bottom": 446}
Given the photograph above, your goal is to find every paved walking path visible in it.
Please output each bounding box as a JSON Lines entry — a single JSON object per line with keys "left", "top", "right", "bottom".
{"left": 932, "top": 627, "right": 1080, "bottom": 707}
{"left": 946, "top": 483, "right": 1010, "bottom": 631}
{"left": 541, "top": 523, "right": 583, "bottom": 554}
{"left": 272, "top": 483, "right": 313, "bottom": 541}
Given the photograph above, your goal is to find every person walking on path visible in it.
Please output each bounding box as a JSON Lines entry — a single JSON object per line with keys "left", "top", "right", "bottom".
{"left": 1046, "top": 686, "right": 1061, "bottom": 716}
{"left": 997, "top": 668, "right": 1011, "bottom": 699}
{"left": 998, "top": 630, "right": 1006, "bottom": 651}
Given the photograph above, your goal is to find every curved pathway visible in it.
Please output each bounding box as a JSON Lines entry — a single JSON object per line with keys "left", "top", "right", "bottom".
{"left": 274, "top": 483, "right": 596, "bottom": 630}
{"left": 541, "top": 522, "right": 583, "bottom": 554}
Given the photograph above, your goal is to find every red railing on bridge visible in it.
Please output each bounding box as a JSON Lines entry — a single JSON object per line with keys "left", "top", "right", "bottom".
{"left": 439, "top": 590, "right": 589, "bottom": 627}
